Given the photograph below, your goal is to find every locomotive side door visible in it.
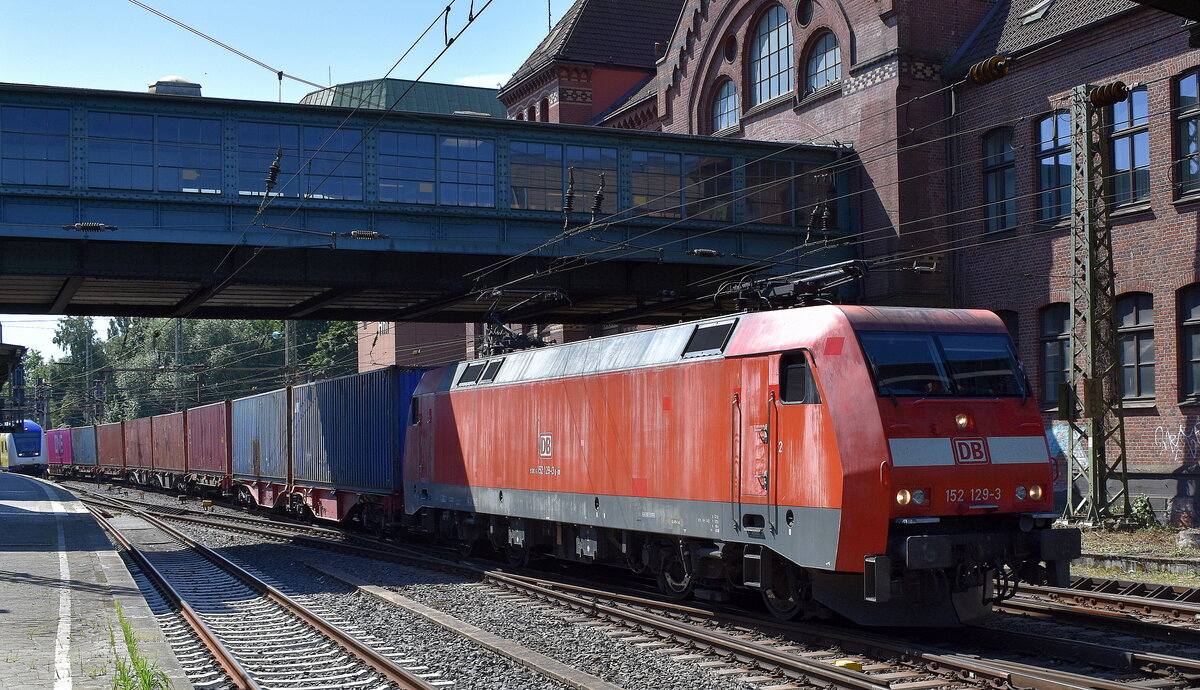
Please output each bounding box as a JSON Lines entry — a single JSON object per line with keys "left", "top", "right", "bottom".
{"left": 735, "top": 357, "right": 772, "bottom": 519}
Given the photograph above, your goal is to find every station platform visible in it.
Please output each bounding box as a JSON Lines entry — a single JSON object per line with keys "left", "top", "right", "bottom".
{"left": 0, "top": 472, "right": 191, "bottom": 689}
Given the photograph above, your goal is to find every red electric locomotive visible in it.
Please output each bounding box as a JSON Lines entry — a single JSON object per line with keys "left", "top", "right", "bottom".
{"left": 403, "top": 305, "right": 1080, "bottom": 625}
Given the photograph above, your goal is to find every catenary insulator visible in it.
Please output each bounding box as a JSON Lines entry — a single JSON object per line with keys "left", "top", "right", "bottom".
{"left": 1089, "top": 81, "right": 1129, "bottom": 107}
{"left": 968, "top": 56, "right": 1008, "bottom": 85}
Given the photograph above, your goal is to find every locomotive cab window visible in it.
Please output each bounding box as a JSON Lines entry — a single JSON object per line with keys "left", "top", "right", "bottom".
{"left": 780, "top": 352, "right": 819, "bottom": 404}
{"left": 858, "top": 331, "right": 1025, "bottom": 397}
{"left": 409, "top": 398, "right": 420, "bottom": 425}
{"left": 480, "top": 358, "right": 504, "bottom": 383}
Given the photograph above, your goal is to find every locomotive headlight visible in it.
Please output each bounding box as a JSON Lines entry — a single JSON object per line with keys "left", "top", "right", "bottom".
{"left": 1029, "top": 484, "right": 1044, "bottom": 501}
{"left": 911, "top": 489, "right": 927, "bottom": 505}
{"left": 896, "top": 489, "right": 912, "bottom": 506}
{"left": 1015, "top": 485, "right": 1028, "bottom": 501}
{"left": 955, "top": 412, "right": 972, "bottom": 429}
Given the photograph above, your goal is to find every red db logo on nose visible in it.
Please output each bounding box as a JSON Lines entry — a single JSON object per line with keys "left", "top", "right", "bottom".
{"left": 953, "top": 438, "right": 989, "bottom": 464}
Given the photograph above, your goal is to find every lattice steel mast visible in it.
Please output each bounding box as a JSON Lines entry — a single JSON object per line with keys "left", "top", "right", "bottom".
{"left": 1063, "top": 83, "right": 1131, "bottom": 523}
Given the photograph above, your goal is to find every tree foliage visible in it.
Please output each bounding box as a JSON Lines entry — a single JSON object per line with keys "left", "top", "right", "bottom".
{"left": 31, "top": 318, "right": 358, "bottom": 428}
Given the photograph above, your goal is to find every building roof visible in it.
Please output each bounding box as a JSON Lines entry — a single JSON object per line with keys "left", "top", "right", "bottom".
{"left": 301, "top": 78, "right": 506, "bottom": 117}
{"left": 949, "top": 0, "right": 1140, "bottom": 74}
{"left": 502, "top": 0, "right": 686, "bottom": 93}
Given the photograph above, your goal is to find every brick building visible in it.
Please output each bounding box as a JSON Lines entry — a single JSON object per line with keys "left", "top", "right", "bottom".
{"left": 491, "top": 0, "right": 1200, "bottom": 521}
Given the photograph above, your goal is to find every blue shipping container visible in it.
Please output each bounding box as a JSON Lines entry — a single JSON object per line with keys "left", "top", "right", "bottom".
{"left": 291, "top": 367, "right": 424, "bottom": 493}
{"left": 232, "top": 389, "right": 289, "bottom": 481}
{"left": 71, "top": 426, "right": 98, "bottom": 466}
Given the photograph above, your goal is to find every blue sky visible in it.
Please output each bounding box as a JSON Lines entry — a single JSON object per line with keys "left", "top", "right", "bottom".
{"left": 0, "top": 0, "right": 568, "bottom": 356}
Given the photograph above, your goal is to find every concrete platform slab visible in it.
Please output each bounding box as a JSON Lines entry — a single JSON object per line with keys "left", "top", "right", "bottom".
{"left": 0, "top": 472, "right": 191, "bottom": 689}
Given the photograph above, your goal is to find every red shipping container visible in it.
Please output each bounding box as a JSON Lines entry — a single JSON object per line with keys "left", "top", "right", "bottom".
{"left": 152, "top": 411, "right": 186, "bottom": 471}
{"left": 186, "top": 401, "right": 230, "bottom": 476}
{"left": 46, "top": 429, "right": 73, "bottom": 465}
{"left": 124, "top": 418, "right": 153, "bottom": 468}
{"left": 96, "top": 422, "right": 125, "bottom": 469}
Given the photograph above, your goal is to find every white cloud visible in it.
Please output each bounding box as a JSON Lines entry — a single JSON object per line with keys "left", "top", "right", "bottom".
{"left": 454, "top": 73, "right": 512, "bottom": 89}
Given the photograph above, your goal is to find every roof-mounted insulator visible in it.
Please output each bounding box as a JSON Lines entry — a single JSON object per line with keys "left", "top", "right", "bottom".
{"left": 968, "top": 56, "right": 1008, "bottom": 85}
{"left": 1089, "top": 81, "right": 1129, "bottom": 107}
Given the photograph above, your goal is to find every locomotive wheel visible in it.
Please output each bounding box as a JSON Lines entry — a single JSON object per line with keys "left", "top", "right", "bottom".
{"left": 656, "top": 551, "right": 694, "bottom": 600}
{"left": 761, "top": 558, "right": 804, "bottom": 620}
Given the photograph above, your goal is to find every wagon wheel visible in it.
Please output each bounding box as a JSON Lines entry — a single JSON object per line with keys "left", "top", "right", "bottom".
{"left": 761, "top": 557, "right": 804, "bottom": 620}
{"left": 503, "top": 541, "right": 530, "bottom": 567}
{"left": 656, "top": 549, "right": 694, "bottom": 600}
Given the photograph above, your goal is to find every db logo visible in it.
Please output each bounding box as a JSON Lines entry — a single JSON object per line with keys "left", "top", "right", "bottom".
{"left": 538, "top": 433, "right": 553, "bottom": 458}
{"left": 952, "top": 438, "right": 990, "bottom": 464}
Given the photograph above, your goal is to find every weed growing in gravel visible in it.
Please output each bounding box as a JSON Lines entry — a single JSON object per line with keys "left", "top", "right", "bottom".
{"left": 110, "top": 601, "right": 171, "bottom": 690}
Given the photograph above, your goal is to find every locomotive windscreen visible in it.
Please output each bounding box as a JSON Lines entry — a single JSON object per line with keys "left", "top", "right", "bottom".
{"left": 859, "top": 331, "right": 1026, "bottom": 397}
{"left": 11, "top": 430, "right": 41, "bottom": 457}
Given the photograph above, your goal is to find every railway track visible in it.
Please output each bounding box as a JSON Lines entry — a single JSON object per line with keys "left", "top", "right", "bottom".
{"left": 85, "top": 498, "right": 446, "bottom": 690}
{"left": 75, "top": 483, "right": 1200, "bottom": 689}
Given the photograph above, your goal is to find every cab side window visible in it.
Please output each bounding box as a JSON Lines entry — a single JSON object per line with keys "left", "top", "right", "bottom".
{"left": 780, "top": 352, "right": 820, "bottom": 404}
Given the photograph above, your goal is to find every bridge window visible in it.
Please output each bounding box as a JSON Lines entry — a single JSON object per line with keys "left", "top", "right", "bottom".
{"left": 303, "top": 126, "right": 363, "bottom": 200}
{"left": 1, "top": 106, "right": 70, "bottom": 186}
{"left": 566, "top": 145, "right": 617, "bottom": 214}
{"left": 632, "top": 151, "right": 682, "bottom": 217}
{"left": 88, "top": 112, "right": 153, "bottom": 190}
{"left": 439, "top": 136, "right": 495, "bottom": 207}
{"left": 158, "top": 117, "right": 221, "bottom": 194}
{"left": 510, "top": 141, "right": 563, "bottom": 210}
{"left": 683, "top": 155, "right": 732, "bottom": 221}
{"left": 746, "top": 159, "right": 792, "bottom": 225}
{"left": 238, "top": 122, "right": 300, "bottom": 196}
{"left": 379, "top": 131, "right": 435, "bottom": 204}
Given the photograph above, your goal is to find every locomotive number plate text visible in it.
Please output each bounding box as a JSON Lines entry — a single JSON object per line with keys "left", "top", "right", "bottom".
{"left": 945, "top": 487, "right": 1002, "bottom": 503}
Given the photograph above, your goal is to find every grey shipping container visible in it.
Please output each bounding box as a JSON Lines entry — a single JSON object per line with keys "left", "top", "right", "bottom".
{"left": 291, "top": 367, "right": 424, "bottom": 493}
{"left": 71, "top": 426, "right": 98, "bottom": 466}
{"left": 232, "top": 389, "right": 289, "bottom": 481}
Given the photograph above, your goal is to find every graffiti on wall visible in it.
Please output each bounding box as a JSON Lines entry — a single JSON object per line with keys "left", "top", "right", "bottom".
{"left": 1154, "top": 423, "right": 1200, "bottom": 463}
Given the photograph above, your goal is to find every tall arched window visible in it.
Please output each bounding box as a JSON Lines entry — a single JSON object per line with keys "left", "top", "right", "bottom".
{"left": 1181, "top": 284, "right": 1200, "bottom": 398}
{"left": 1117, "top": 292, "right": 1154, "bottom": 400}
{"left": 1036, "top": 111, "right": 1071, "bottom": 220}
{"left": 982, "top": 128, "right": 1015, "bottom": 232}
{"left": 712, "top": 80, "right": 739, "bottom": 132}
{"left": 805, "top": 32, "right": 841, "bottom": 93}
{"left": 1040, "top": 303, "right": 1070, "bottom": 406}
{"left": 751, "top": 5, "right": 793, "bottom": 106}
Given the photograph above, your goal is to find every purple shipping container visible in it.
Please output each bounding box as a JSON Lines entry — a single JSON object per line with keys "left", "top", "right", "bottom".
{"left": 124, "top": 418, "right": 153, "bottom": 469}
{"left": 187, "top": 401, "right": 230, "bottom": 476}
{"left": 152, "top": 411, "right": 186, "bottom": 471}
{"left": 232, "top": 389, "right": 289, "bottom": 481}
{"left": 46, "top": 429, "right": 73, "bottom": 466}
{"left": 97, "top": 422, "right": 125, "bottom": 469}
{"left": 291, "top": 367, "right": 424, "bottom": 493}
{"left": 72, "top": 426, "right": 98, "bottom": 467}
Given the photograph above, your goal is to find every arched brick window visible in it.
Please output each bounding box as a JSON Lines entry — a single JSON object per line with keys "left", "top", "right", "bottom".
{"left": 712, "top": 79, "right": 738, "bottom": 132}
{"left": 804, "top": 32, "right": 840, "bottom": 94}
{"left": 1117, "top": 292, "right": 1154, "bottom": 400}
{"left": 750, "top": 5, "right": 793, "bottom": 106}
{"left": 539, "top": 97, "right": 550, "bottom": 122}
{"left": 1039, "top": 303, "right": 1070, "bottom": 406}
{"left": 982, "top": 128, "right": 1015, "bottom": 232}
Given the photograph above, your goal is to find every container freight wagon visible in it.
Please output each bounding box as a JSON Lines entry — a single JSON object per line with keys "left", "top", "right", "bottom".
{"left": 291, "top": 367, "right": 424, "bottom": 524}
{"left": 45, "top": 428, "right": 73, "bottom": 476}
{"left": 72, "top": 426, "right": 98, "bottom": 473}
{"left": 96, "top": 422, "right": 125, "bottom": 477}
{"left": 151, "top": 411, "right": 186, "bottom": 489}
{"left": 186, "top": 401, "right": 231, "bottom": 492}
{"left": 123, "top": 417, "right": 153, "bottom": 483}
{"left": 231, "top": 389, "right": 289, "bottom": 508}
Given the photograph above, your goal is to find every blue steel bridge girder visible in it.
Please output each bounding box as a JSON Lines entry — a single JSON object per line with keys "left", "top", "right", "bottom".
{"left": 0, "top": 82, "right": 851, "bottom": 323}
